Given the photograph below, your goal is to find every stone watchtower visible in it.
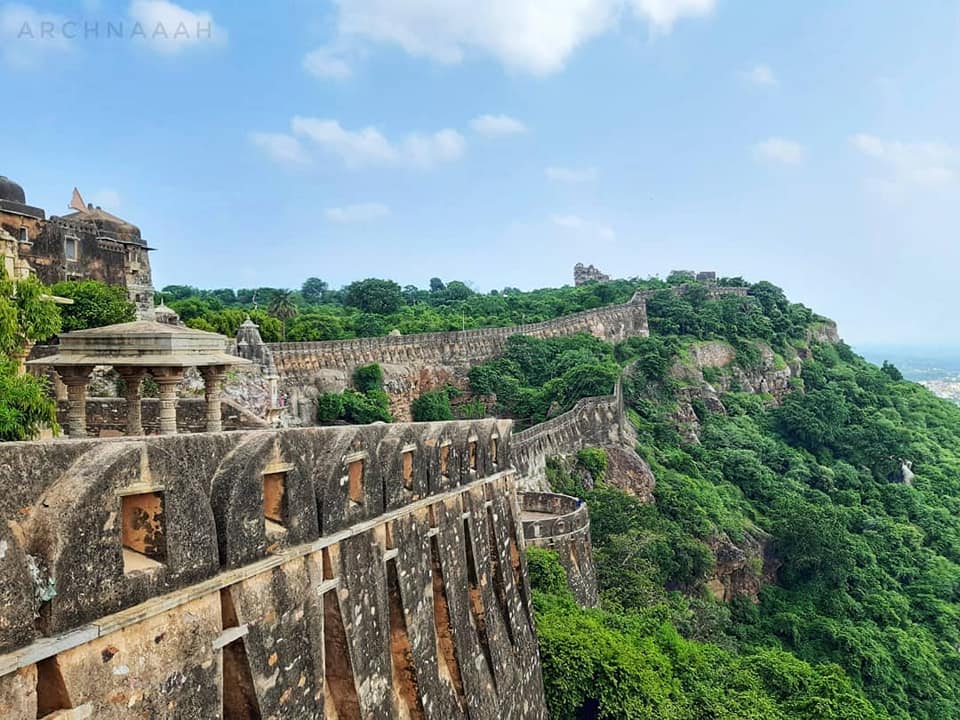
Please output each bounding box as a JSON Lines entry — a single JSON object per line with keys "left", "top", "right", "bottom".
{"left": 573, "top": 262, "right": 611, "bottom": 286}
{"left": 0, "top": 176, "right": 156, "bottom": 318}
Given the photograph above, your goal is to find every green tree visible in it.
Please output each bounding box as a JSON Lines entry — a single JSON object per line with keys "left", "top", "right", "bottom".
{"left": 301, "top": 277, "right": 328, "bottom": 305}
{"left": 0, "top": 272, "right": 63, "bottom": 440}
{"left": 411, "top": 390, "right": 454, "bottom": 421}
{"left": 267, "top": 289, "right": 299, "bottom": 340}
{"left": 49, "top": 280, "right": 135, "bottom": 333}
{"left": 343, "top": 278, "right": 404, "bottom": 314}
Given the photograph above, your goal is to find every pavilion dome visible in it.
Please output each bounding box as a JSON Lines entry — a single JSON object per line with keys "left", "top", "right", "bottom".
{"left": 0, "top": 176, "right": 26, "bottom": 204}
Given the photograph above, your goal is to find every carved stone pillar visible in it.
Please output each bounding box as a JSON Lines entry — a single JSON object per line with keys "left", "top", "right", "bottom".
{"left": 151, "top": 367, "right": 184, "bottom": 436}
{"left": 199, "top": 365, "right": 226, "bottom": 433}
{"left": 56, "top": 366, "right": 93, "bottom": 438}
{"left": 116, "top": 367, "right": 148, "bottom": 436}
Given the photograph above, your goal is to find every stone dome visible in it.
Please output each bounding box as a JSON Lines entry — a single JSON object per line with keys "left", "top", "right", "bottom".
{"left": 0, "top": 176, "right": 26, "bottom": 204}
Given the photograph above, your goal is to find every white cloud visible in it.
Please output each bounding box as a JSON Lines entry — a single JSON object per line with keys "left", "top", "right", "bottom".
{"left": 128, "top": 0, "right": 225, "bottom": 54}
{"left": 91, "top": 189, "right": 122, "bottom": 209}
{"left": 741, "top": 63, "right": 777, "bottom": 88}
{"left": 324, "top": 202, "right": 391, "bottom": 223}
{"left": 334, "top": 0, "right": 715, "bottom": 75}
{"left": 303, "top": 46, "right": 352, "bottom": 79}
{"left": 289, "top": 117, "right": 465, "bottom": 169}
{"left": 851, "top": 133, "right": 958, "bottom": 189}
{"left": 471, "top": 114, "right": 528, "bottom": 137}
{"left": 545, "top": 166, "right": 598, "bottom": 183}
{"left": 551, "top": 213, "right": 615, "bottom": 242}
{"left": 250, "top": 132, "right": 310, "bottom": 166}
{"left": 0, "top": 4, "right": 71, "bottom": 66}
{"left": 753, "top": 137, "right": 804, "bottom": 165}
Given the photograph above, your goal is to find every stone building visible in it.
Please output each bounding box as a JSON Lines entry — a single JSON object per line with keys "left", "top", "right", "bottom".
{"left": 573, "top": 262, "right": 611, "bottom": 286}
{"left": 0, "top": 175, "right": 155, "bottom": 317}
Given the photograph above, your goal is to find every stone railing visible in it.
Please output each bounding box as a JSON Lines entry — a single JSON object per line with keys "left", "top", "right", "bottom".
{"left": 55, "top": 397, "right": 268, "bottom": 436}
{"left": 0, "top": 419, "right": 550, "bottom": 719}
{"left": 521, "top": 492, "right": 599, "bottom": 607}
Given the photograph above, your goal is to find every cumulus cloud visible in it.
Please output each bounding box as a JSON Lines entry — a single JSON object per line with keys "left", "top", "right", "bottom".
{"left": 545, "top": 166, "right": 598, "bottom": 183}
{"left": 551, "top": 213, "right": 615, "bottom": 242}
{"left": 288, "top": 117, "right": 465, "bottom": 169}
{"left": 303, "top": 45, "right": 352, "bottom": 79}
{"left": 851, "top": 133, "right": 958, "bottom": 189}
{"left": 332, "top": 0, "right": 715, "bottom": 75}
{"left": 324, "top": 202, "right": 391, "bottom": 223}
{"left": 753, "top": 137, "right": 804, "bottom": 165}
{"left": 471, "top": 114, "right": 528, "bottom": 137}
{"left": 0, "top": 4, "right": 71, "bottom": 66}
{"left": 250, "top": 132, "right": 311, "bottom": 166}
{"left": 741, "top": 63, "right": 777, "bottom": 88}
{"left": 127, "top": 0, "right": 225, "bottom": 54}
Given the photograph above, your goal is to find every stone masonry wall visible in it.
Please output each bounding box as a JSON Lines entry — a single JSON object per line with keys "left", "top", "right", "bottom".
{"left": 0, "top": 420, "right": 549, "bottom": 719}
{"left": 511, "top": 390, "right": 629, "bottom": 490}
{"left": 521, "top": 492, "right": 599, "bottom": 608}
{"left": 261, "top": 298, "right": 649, "bottom": 423}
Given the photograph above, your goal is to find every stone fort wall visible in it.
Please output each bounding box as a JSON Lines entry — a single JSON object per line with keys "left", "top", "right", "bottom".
{"left": 521, "top": 492, "right": 599, "bottom": 608}
{"left": 0, "top": 420, "right": 549, "bottom": 719}
{"left": 511, "top": 389, "right": 628, "bottom": 489}
{"left": 266, "top": 298, "right": 650, "bottom": 378}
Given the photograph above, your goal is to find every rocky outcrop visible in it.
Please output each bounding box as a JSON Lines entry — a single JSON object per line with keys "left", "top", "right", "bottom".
{"left": 602, "top": 445, "right": 656, "bottom": 504}
{"left": 573, "top": 263, "right": 611, "bottom": 286}
{"left": 704, "top": 531, "right": 781, "bottom": 604}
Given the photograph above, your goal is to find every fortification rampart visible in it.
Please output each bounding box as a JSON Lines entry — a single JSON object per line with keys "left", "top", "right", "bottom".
{"left": 266, "top": 298, "right": 649, "bottom": 377}
{"left": 0, "top": 420, "right": 550, "bottom": 719}
{"left": 511, "top": 389, "right": 629, "bottom": 489}
{"left": 521, "top": 492, "right": 599, "bottom": 607}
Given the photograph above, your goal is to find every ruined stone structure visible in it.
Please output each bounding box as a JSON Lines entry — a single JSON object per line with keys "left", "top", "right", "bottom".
{"left": 0, "top": 419, "right": 553, "bottom": 719}
{"left": 521, "top": 492, "right": 599, "bottom": 607}
{"left": 573, "top": 262, "right": 610, "bottom": 286}
{"left": 0, "top": 176, "right": 155, "bottom": 318}
{"left": 247, "top": 296, "right": 649, "bottom": 423}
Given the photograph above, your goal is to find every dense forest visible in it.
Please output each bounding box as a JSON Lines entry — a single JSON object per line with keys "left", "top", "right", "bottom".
{"left": 519, "top": 285, "right": 960, "bottom": 718}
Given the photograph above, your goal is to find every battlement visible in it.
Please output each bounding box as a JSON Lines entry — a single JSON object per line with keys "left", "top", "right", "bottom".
{"left": 0, "top": 420, "right": 551, "bottom": 719}
{"left": 511, "top": 390, "right": 628, "bottom": 487}
{"left": 265, "top": 297, "right": 649, "bottom": 377}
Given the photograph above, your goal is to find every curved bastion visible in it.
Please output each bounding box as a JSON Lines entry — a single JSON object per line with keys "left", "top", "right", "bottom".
{"left": 520, "top": 492, "right": 599, "bottom": 608}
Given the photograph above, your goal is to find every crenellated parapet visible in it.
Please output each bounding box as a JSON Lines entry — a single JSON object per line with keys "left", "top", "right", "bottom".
{"left": 0, "top": 420, "right": 550, "bottom": 719}
{"left": 511, "top": 387, "right": 629, "bottom": 489}
{"left": 521, "top": 492, "right": 599, "bottom": 607}
{"left": 267, "top": 297, "right": 649, "bottom": 378}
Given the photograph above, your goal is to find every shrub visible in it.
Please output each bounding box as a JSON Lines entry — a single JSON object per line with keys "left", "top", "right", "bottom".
{"left": 352, "top": 363, "right": 384, "bottom": 394}
{"left": 577, "top": 448, "right": 608, "bottom": 484}
{"left": 317, "top": 393, "right": 345, "bottom": 424}
{"left": 411, "top": 390, "right": 454, "bottom": 422}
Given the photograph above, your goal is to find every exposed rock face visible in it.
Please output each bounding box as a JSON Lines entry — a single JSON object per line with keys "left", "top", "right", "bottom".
{"left": 602, "top": 445, "right": 656, "bottom": 504}
{"left": 573, "top": 262, "right": 611, "bottom": 286}
{"left": 705, "top": 531, "right": 781, "bottom": 603}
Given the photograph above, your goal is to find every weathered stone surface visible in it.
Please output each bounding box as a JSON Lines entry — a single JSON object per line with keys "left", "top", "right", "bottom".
{"left": 521, "top": 493, "right": 599, "bottom": 608}
{"left": 601, "top": 445, "right": 656, "bottom": 504}
{"left": 0, "top": 420, "right": 548, "bottom": 719}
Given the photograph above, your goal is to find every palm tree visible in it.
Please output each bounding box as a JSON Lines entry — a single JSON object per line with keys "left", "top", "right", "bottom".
{"left": 268, "top": 290, "right": 298, "bottom": 341}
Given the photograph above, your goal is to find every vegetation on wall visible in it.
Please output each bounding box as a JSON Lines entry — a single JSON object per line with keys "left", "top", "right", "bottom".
{"left": 316, "top": 363, "right": 392, "bottom": 425}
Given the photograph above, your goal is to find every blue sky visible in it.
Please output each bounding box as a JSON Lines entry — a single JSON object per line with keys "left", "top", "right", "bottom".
{"left": 2, "top": 1, "right": 959, "bottom": 346}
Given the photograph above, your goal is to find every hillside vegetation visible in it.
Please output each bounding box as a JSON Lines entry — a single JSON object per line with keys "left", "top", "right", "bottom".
{"left": 521, "top": 282, "right": 960, "bottom": 719}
